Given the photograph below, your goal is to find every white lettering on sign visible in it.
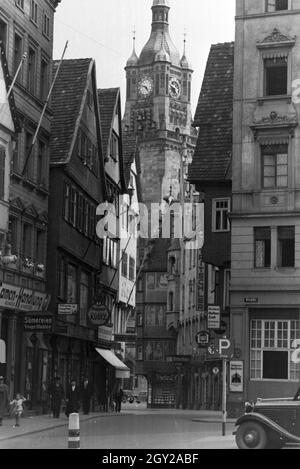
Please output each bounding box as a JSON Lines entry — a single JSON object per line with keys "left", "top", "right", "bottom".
{"left": 219, "top": 339, "right": 231, "bottom": 356}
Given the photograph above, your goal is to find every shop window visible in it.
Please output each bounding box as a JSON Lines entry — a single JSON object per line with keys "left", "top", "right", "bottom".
{"left": 262, "top": 144, "right": 288, "bottom": 188}
{"left": 266, "top": 0, "right": 288, "bottom": 11}
{"left": 212, "top": 198, "right": 230, "bottom": 232}
{"left": 250, "top": 319, "right": 300, "bottom": 380}
{"left": 264, "top": 57, "right": 287, "bottom": 96}
{"left": 278, "top": 226, "right": 295, "bottom": 267}
{"left": 254, "top": 227, "right": 271, "bottom": 268}
{"left": 66, "top": 264, "right": 77, "bottom": 304}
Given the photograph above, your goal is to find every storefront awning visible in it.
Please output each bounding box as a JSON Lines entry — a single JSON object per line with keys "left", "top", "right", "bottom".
{"left": 0, "top": 340, "right": 6, "bottom": 364}
{"left": 95, "top": 348, "right": 130, "bottom": 379}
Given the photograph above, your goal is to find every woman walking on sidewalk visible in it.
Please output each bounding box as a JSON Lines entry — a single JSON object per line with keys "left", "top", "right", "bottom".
{"left": 0, "top": 376, "right": 9, "bottom": 426}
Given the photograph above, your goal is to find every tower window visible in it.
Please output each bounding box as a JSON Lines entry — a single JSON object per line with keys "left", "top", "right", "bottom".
{"left": 266, "top": 0, "right": 288, "bottom": 11}
{"left": 264, "top": 57, "right": 287, "bottom": 96}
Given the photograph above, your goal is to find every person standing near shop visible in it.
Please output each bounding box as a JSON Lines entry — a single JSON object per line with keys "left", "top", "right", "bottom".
{"left": 49, "top": 376, "right": 64, "bottom": 419}
{"left": 65, "top": 379, "right": 81, "bottom": 417}
{"left": 81, "top": 378, "right": 92, "bottom": 415}
{"left": 115, "top": 388, "right": 124, "bottom": 413}
{"left": 0, "top": 376, "right": 9, "bottom": 426}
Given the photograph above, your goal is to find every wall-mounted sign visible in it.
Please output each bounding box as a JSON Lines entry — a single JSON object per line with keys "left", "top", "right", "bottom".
{"left": 98, "top": 325, "right": 113, "bottom": 343}
{"left": 18, "top": 290, "right": 50, "bottom": 313}
{"left": 166, "top": 355, "right": 192, "bottom": 364}
{"left": 58, "top": 304, "right": 78, "bottom": 315}
{"left": 0, "top": 284, "right": 21, "bottom": 310}
{"left": 0, "top": 339, "right": 6, "bottom": 364}
{"left": 196, "top": 251, "right": 205, "bottom": 315}
{"left": 0, "top": 284, "right": 50, "bottom": 312}
{"left": 88, "top": 304, "right": 110, "bottom": 326}
{"left": 229, "top": 361, "right": 244, "bottom": 393}
{"left": 208, "top": 306, "right": 221, "bottom": 329}
{"left": 244, "top": 298, "right": 258, "bottom": 304}
{"left": 24, "top": 315, "right": 53, "bottom": 332}
{"left": 195, "top": 331, "right": 210, "bottom": 347}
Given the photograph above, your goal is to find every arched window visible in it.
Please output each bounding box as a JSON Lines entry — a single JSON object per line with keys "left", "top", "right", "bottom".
{"left": 169, "top": 291, "right": 174, "bottom": 311}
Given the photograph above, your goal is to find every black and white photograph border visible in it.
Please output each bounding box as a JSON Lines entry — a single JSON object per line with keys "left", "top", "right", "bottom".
{"left": 0, "top": 0, "right": 300, "bottom": 455}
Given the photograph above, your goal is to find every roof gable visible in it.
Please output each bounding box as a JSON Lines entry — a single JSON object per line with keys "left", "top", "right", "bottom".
{"left": 50, "top": 58, "right": 92, "bottom": 165}
{"left": 189, "top": 42, "right": 234, "bottom": 183}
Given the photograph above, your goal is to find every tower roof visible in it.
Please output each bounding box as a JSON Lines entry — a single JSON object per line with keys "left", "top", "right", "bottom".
{"left": 155, "top": 32, "right": 171, "bottom": 63}
{"left": 139, "top": 0, "right": 180, "bottom": 66}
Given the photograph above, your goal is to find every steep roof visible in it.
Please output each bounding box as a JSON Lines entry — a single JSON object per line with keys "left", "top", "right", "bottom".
{"left": 98, "top": 88, "right": 127, "bottom": 193}
{"left": 50, "top": 58, "right": 92, "bottom": 164}
{"left": 143, "top": 238, "right": 170, "bottom": 272}
{"left": 189, "top": 42, "right": 234, "bottom": 183}
{"left": 98, "top": 88, "right": 119, "bottom": 157}
{"left": 122, "top": 132, "right": 138, "bottom": 185}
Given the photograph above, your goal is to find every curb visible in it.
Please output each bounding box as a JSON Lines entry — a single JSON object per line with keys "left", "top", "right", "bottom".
{"left": 192, "top": 419, "right": 236, "bottom": 424}
{"left": 0, "top": 412, "right": 127, "bottom": 443}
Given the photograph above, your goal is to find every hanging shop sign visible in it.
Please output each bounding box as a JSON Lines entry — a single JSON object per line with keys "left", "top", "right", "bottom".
{"left": 24, "top": 315, "right": 53, "bottom": 332}
{"left": 196, "top": 250, "right": 205, "bottom": 315}
{"left": 195, "top": 331, "right": 210, "bottom": 347}
{"left": 229, "top": 361, "right": 244, "bottom": 393}
{"left": 58, "top": 304, "right": 78, "bottom": 315}
{"left": 97, "top": 325, "right": 113, "bottom": 343}
{"left": 88, "top": 303, "right": 110, "bottom": 326}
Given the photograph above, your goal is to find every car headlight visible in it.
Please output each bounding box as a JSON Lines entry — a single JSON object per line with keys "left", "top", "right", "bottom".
{"left": 245, "top": 402, "right": 254, "bottom": 413}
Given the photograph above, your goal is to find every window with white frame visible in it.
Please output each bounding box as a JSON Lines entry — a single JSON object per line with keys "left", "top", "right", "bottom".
{"left": 250, "top": 319, "right": 300, "bottom": 381}
{"left": 262, "top": 144, "right": 288, "bottom": 188}
{"left": 212, "top": 198, "right": 230, "bottom": 232}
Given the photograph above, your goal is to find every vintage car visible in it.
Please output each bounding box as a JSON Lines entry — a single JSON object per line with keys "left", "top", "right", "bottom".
{"left": 234, "top": 387, "right": 300, "bottom": 449}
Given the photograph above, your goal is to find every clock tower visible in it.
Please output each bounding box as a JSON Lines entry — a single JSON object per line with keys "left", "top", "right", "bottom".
{"left": 123, "top": 0, "right": 195, "bottom": 207}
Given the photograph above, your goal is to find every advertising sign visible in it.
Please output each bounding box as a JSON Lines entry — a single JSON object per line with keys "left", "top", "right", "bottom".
{"left": 24, "top": 316, "right": 53, "bottom": 332}
{"left": 58, "top": 304, "right": 78, "bottom": 315}
{"left": 98, "top": 325, "right": 113, "bottom": 342}
{"left": 0, "top": 284, "right": 21, "bottom": 310}
{"left": 195, "top": 331, "right": 210, "bottom": 347}
{"left": 196, "top": 250, "right": 205, "bottom": 315}
{"left": 18, "top": 289, "right": 50, "bottom": 313}
{"left": 229, "top": 361, "right": 244, "bottom": 393}
{"left": 208, "top": 306, "right": 221, "bottom": 329}
{"left": 0, "top": 339, "right": 6, "bottom": 364}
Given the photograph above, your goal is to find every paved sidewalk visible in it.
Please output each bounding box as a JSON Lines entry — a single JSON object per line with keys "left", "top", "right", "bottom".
{"left": 0, "top": 411, "right": 119, "bottom": 442}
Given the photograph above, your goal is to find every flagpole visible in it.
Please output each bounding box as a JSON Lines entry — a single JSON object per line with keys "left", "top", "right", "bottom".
{"left": 22, "top": 40, "right": 69, "bottom": 176}
{"left": 7, "top": 52, "right": 27, "bottom": 98}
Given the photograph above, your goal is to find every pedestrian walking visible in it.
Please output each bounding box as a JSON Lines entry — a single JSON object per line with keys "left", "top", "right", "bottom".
{"left": 115, "top": 388, "right": 123, "bottom": 413}
{"left": 41, "top": 381, "right": 50, "bottom": 415}
{"left": 65, "top": 379, "right": 81, "bottom": 417}
{"left": 10, "top": 393, "right": 26, "bottom": 427}
{"left": 0, "top": 376, "right": 9, "bottom": 426}
{"left": 81, "top": 378, "right": 92, "bottom": 415}
{"left": 49, "top": 376, "right": 64, "bottom": 418}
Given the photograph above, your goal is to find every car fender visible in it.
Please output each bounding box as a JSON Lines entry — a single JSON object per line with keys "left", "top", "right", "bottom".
{"left": 234, "top": 413, "right": 300, "bottom": 443}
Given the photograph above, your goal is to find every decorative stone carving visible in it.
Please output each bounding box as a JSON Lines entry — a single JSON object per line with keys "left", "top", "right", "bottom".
{"left": 253, "top": 111, "right": 298, "bottom": 126}
{"left": 257, "top": 28, "right": 296, "bottom": 48}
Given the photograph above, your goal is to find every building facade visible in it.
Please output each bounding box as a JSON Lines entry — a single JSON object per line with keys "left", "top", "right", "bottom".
{"left": 0, "top": 0, "right": 60, "bottom": 406}
{"left": 189, "top": 42, "right": 234, "bottom": 410}
{"left": 230, "top": 0, "right": 300, "bottom": 416}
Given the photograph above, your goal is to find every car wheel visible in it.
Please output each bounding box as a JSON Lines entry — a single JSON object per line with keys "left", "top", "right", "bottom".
{"left": 236, "top": 422, "right": 267, "bottom": 449}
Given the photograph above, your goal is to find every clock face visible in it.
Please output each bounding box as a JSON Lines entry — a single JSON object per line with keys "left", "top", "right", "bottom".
{"left": 169, "top": 77, "right": 181, "bottom": 99}
{"left": 138, "top": 76, "right": 153, "bottom": 97}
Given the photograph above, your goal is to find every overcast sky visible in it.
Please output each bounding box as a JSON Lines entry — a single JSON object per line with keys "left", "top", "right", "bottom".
{"left": 53, "top": 0, "right": 236, "bottom": 117}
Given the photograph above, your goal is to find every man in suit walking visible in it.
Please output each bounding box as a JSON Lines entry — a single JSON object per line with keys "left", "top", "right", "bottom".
{"left": 65, "top": 379, "right": 81, "bottom": 417}
{"left": 81, "top": 378, "right": 92, "bottom": 415}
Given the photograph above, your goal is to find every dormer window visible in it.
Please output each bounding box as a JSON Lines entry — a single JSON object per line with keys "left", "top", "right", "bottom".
{"left": 264, "top": 57, "right": 287, "bottom": 96}
{"left": 266, "top": 0, "right": 288, "bottom": 11}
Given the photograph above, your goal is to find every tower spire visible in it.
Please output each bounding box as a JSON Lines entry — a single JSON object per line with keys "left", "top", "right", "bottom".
{"left": 181, "top": 28, "right": 191, "bottom": 70}
{"left": 126, "top": 26, "right": 138, "bottom": 67}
